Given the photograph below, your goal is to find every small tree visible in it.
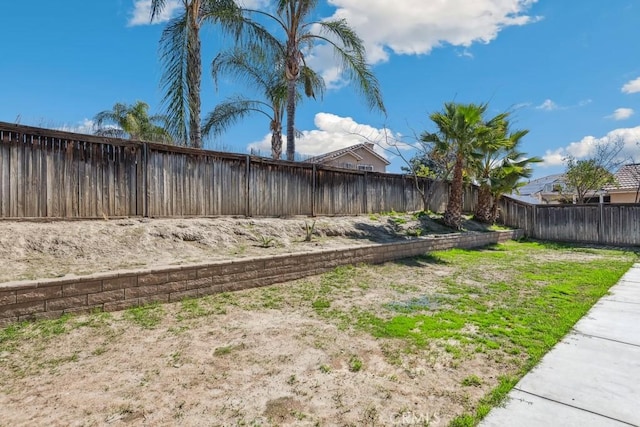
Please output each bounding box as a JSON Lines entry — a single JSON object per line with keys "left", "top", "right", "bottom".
{"left": 563, "top": 139, "right": 623, "bottom": 203}
{"left": 399, "top": 140, "right": 456, "bottom": 211}
{"left": 93, "top": 101, "right": 172, "bottom": 143}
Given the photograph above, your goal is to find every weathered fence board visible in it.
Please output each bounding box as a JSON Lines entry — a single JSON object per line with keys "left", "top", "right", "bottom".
{"left": 499, "top": 196, "right": 640, "bottom": 246}
{"left": 0, "top": 122, "right": 469, "bottom": 220}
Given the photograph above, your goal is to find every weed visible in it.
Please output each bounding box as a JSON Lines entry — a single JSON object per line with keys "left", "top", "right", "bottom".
{"left": 391, "top": 216, "right": 407, "bottom": 225}
{"left": 406, "top": 228, "right": 422, "bottom": 237}
{"left": 177, "top": 298, "right": 207, "bottom": 320}
{"left": 213, "top": 343, "right": 245, "bottom": 356}
{"left": 260, "top": 287, "right": 283, "bottom": 309}
{"left": 348, "top": 355, "right": 363, "bottom": 372}
{"left": 303, "top": 220, "right": 316, "bottom": 242}
{"left": 124, "top": 303, "right": 164, "bottom": 329}
{"left": 34, "top": 314, "right": 74, "bottom": 338}
{"left": 169, "top": 351, "right": 182, "bottom": 367}
{"left": 92, "top": 347, "right": 108, "bottom": 356}
{"left": 360, "top": 405, "right": 379, "bottom": 426}
{"left": 319, "top": 364, "right": 331, "bottom": 374}
{"left": 312, "top": 299, "right": 331, "bottom": 312}
{"left": 444, "top": 343, "right": 463, "bottom": 359}
{"left": 258, "top": 235, "right": 276, "bottom": 248}
{"left": 461, "top": 375, "right": 483, "bottom": 387}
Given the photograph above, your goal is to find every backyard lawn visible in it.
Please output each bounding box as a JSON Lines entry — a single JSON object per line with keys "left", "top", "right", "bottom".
{"left": 0, "top": 240, "right": 636, "bottom": 426}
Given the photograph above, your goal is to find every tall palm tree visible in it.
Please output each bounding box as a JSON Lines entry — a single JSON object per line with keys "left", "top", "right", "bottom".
{"left": 422, "top": 103, "right": 488, "bottom": 229}
{"left": 151, "top": 0, "right": 240, "bottom": 148}
{"left": 235, "top": 0, "right": 386, "bottom": 160}
{"left": 202, "top": 45, "right": 324, "bottom": 159}
{"left": 93, "top": 101, "right": 172, "bottom": 143}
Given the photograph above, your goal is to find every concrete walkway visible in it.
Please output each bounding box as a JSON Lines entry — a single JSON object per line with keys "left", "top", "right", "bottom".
{"left": 481, "top": 263, "right": 640, "bottom": 427}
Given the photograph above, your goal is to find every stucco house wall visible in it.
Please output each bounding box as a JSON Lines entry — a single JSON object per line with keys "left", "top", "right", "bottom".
{"left": 306, "top": 143, "right": 390, "bottom": 173}
{"left": 609, "top": 191, "right": 639, "bottom": 204}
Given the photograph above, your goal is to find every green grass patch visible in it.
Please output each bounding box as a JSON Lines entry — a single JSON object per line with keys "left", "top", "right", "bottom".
{"left": 348, "top": 355, "right": 363, "bottom": 372}
{"left": 124, "top": 303, "right": 165, "bottom": 328}
{"left": 311, "top": 240, "right": 635, "bottom": 426}
{"left": 461, "top": 375, "right": 483, "bottom": 387}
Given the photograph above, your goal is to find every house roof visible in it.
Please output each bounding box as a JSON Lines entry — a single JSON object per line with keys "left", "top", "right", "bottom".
{"left": 305, "top": 143, "right": 390, "bottom": 166}
{"left": 606, "top": 163, "right": 640, "bottom": 191}
{"left": 517, "top": 173, "right": 566, "bottom": 196}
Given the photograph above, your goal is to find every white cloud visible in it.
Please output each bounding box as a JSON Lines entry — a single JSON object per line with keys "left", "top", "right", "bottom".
{"left": 622, "top": 76, "right": 640, "bottom": 94}
{"left": 540, "top": 148, "right": 565, "bottom": 167}
{"left": 57, "top": 119, "right": 95, "bottom": 135}
{"left": 536, "top": 99, "right": 558, "bottom": 111}
{"left": 542, "top": 126, "right": 640, "bottom": 167}
{"left": 247, "top": 113, "right": 406, "bottom": 158}
{"left": 607, "top": 108, "right": 634, "bottom": 121}
{"left": 304, "top": 44, "right": 347, "bottom": 90}
{"left": 128, "top": 0, "right": 181, "bottom": 26}
{"left": 128, "top": 0, "right": 268, "bottom": 26}
{"left": 326, "top": 0, "right": 541, "bottom": 64}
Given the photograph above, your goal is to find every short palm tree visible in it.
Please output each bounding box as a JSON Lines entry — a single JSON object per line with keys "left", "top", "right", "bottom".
{"left": 471, "top": 115, "right": 517, "bottom": 223}
{"left": 93, "top": 101, "right": 172, "bottom": 143}
{"left": 235, "top": 0, "right": 386, "bottom": 160}
{"left": 487, "top": 151, "right": 541, "bottom": 221}
{"left": 471, "top": 114, "right": 542, "bottom": 223}
{"left": 202, "top": 45, "right": 324, "bottom": 159}
{"left": 422, "top": 103, "right": 488, "bottom": 229}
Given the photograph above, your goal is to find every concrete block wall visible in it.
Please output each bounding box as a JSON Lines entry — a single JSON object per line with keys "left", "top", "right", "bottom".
{"left": 0, "top": 230, "right": 523, "bottom": 327}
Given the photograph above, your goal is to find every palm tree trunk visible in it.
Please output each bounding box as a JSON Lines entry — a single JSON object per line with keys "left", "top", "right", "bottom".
{"left": 285, "top": 78, "right": 296, "bottom": 161}
{"left": 444, "top": 153, "right": 464, "bottom": 229}
{"left": 475, "top": 184, "right": 493, "bottom": 223}
{"left": 188, "top": 4, "right": 202, "bottom": 149}
{"left": 271, "top": 120, "right": 282, "bottom": 160}
{"left": 490, "top": 195, "right": 501, "bottom": 223}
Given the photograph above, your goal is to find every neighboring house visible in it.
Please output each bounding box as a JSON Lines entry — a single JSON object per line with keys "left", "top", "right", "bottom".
{"left": 511, "top": 174, "right": 573, "bottom": 204}
{"left": 605, "top": 163, "right": 640, "bottom": 203}
{"left": 305, "top": 143, "right": 389, "bottom": 173}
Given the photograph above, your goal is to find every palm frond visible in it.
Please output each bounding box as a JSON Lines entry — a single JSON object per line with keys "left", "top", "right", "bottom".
{"left": 159, "top": 12, "right": 190, "bottom": 145}
{"left": 202, "top": 97, "right": 274, "bottom": 138}
{"left": 309, "top": 19, "right": 386, "bottom": 114}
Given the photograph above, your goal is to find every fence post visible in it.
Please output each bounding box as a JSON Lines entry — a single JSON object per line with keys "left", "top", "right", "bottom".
{"left": 362, "top": 171, "right": 368, "bottom": 214}
{"left": 245, "top": 155, "right": 251, "bottom": 217}
{"left": 311, "top": 163, "right": 316, "bottom": 217}
{"left": 599, "top": 201, "right": 604, "bottom": 244}
{"left": 402, "top": 175, "right": 407, "bottom": 212}
{"left": 143, "top": 142, "right": 149, "bottom": 217}
{"left": 531, "top": 204, "right": 537, "bottom": 238}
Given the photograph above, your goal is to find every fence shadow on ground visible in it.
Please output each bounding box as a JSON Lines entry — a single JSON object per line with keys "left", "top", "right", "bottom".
{"left": 392, "top": 253, "right": 450, "bottom": 268}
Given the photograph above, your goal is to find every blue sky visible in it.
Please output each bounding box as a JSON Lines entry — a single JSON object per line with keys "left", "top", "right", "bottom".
{"left": 1, "top": 0, "right": 639, "bottom": 178}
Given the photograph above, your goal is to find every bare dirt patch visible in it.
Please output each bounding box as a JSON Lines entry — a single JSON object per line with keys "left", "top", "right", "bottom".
{"left": 0, "top": 272, "right": 506, "bottom": 426}
{"left": 0, "top": 213, "right": 488, "bottom": 283}
{"left": 0, "top": 213, "right": 505, "bottom": 425}
{"left": 4, "top": 215, "right": 628, "bottom": 426}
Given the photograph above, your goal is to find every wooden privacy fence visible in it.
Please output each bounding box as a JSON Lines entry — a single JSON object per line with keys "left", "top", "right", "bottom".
{"left": 499, "top": 196, "right": 640, "bottom": 246}
{"left": 0, "top": 122, "right": 459, "bottom": 219}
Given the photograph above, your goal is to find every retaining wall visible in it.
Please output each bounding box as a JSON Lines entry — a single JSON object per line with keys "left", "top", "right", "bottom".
{"left": 0, "top": 230, "right": 523, "bottom": 326}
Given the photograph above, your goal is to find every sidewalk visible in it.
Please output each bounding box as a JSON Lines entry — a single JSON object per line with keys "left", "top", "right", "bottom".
{"left": 481, "top": 264, "right": 640, "bottom": 427}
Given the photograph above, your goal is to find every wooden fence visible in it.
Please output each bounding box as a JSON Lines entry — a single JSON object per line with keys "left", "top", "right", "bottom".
{"left": 0, "top": 122, "right": 461, "bottom": 219}
{"left": 499, "top": 196, "right": 640, "bottom": 246}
